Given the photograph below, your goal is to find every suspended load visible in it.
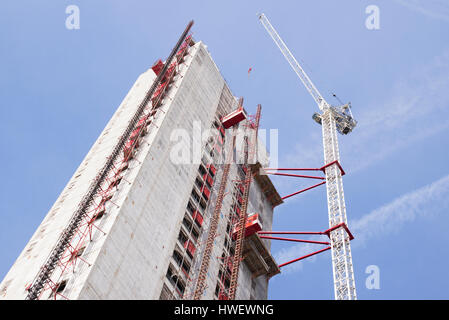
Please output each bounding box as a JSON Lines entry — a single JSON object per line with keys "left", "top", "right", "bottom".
{"left": 221, "top": 106, "right": 247, "bottom": 129}
{"left": 232, "top": 213, "right": 263, "bottom": 239}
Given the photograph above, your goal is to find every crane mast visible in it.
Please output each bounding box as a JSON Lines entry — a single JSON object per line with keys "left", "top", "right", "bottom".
{"left": 258, "top": 13, "right": 357, "bottom": 300}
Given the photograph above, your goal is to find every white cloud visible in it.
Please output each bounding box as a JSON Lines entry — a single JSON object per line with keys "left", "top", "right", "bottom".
{"left": 281, "top": 49, "right": 449, "bottom": 174}
{"left": 269, "top": 46, "right": 449, "bottom": 276}
{"left": 350, "top": 173, "right": 449, "bottom": 246}
{"left": 394, "top": 0, "right": 449, "bottom": 22}
{"left": 273, "top": 173, "right": 449, "bottom": 273}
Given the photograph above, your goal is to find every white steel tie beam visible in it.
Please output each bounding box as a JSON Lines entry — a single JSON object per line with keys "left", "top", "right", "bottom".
{"left": 258, "top": 13, "right": 357, "bottom": 300}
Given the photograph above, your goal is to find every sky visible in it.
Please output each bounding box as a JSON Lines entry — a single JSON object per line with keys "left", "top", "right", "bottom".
{"left": 1, "top": 0, "right": 449, "bottom": 300}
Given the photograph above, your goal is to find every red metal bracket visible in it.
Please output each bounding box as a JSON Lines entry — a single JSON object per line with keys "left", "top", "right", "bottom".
{"left": 263, "top": 168, "right": 326, "bottom": 201}
{"left": 263, "top": 161, "right": 346, "bottom": 201}
{"left": 319, "top": 160, "right": 345, "bottom": 176}
{"left": 258, "top": 222, "right": 354, "bottom": 268}
{"left": 280, "top": 181, "right": 326, "bottom": 200}
{"left": 264, "top": 172, "right": 325, "bottom": 180}
{"left": 265, "top": 160, "right": 345, "bottom": 176}
{"left": 278, "top": 247, "right": 331, "bottom": 268}
{"left": 323, "top": 222, "right": 354, "bottom": 240}
{"left": 259, "top": 235, "right": 330, "bottom": 246}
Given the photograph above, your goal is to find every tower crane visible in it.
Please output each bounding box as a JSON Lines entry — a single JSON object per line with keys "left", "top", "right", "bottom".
{"left": 258, "top": 13, "right": 357, "bottom": 300}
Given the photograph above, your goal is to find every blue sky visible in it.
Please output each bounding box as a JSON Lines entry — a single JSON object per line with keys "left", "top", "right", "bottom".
{"left": 1, "top": 0, "right": 449, "bottom": 300}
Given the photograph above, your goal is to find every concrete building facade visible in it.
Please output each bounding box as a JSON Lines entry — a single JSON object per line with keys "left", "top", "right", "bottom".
{"left": 0, "top": 38, "right": 281, "bottom": 300}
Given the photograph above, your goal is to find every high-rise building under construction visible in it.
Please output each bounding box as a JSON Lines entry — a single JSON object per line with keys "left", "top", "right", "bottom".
{"left": 0, "top": 25, "right": 282, "bottom": 300}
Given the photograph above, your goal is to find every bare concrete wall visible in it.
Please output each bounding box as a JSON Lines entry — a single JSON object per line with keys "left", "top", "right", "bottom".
{"left": 0, "top": 61, "right": 157, "bottom": 300}
{"left": 75, "top": 42, "right": 227, "bottom": 299}
{"left": 0, "top": 41, "right": 278, "bottom": 301}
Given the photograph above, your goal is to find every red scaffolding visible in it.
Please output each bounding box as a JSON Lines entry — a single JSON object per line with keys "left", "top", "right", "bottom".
{"left": 26, "top": 21, "right": 195, "bottom": 300}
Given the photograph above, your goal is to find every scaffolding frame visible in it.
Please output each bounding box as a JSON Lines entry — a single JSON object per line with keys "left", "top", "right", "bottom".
{"left": 25, "top": 21, "right": 195, "bottom": 300}
{"left": 170, "top": 116, "right": 227, "bottom": 300}
{"left": 227, "top": 104, "right": 261, "bottom": 300}
{"left": 192, "top": 98, "right": 244, "bottom": 300}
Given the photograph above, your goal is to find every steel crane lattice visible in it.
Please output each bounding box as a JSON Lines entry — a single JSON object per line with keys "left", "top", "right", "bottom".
{"left": 258, "top": 13, "right": 357, "bottom": 300}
